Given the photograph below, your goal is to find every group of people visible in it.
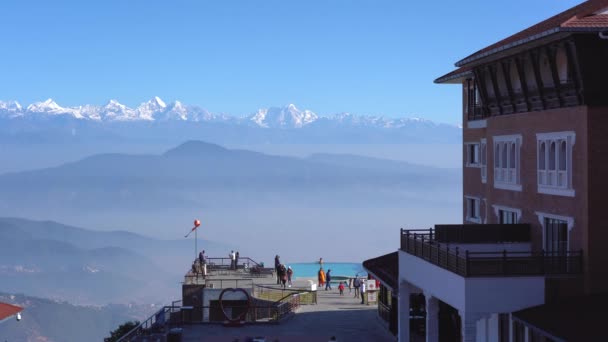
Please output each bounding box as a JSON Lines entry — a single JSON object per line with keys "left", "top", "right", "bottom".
{"left": 274, "top": 255, "right": 293, "bottom": 288}
{"left": 229, "top": 250, "right": 240, "bottom": 270}
{"left": 317, "top": 267, "right": 333, "bottom": 290}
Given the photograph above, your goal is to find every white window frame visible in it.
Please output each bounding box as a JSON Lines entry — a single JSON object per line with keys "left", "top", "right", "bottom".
{"left": 465, "top": 195, "right": 481, "bottom": 223}
{"left": 465, "top": 142, "right": 480, "bottom": 167}
{"left": 535, "top": 211, "right": 574, "bottom": 252}
{"left": 492, "top": 204, "right": 521, "bottom": 224}
{"left": 493, "top": 134, "right": 522, "bottom": 191}
{"left": 480, "top": 138, "right": 487, "bottom": 183}
{"left": 536, "top": 131, "right": 575, "bottom": 197}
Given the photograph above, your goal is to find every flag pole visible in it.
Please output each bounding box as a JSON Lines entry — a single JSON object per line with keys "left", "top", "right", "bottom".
{"left": 195, "top": 228, "right": 198, "bottom": 261}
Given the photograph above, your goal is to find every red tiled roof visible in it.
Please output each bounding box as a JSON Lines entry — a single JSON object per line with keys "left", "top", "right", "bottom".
{"left": 456, "top": 0, "right": 608, "bottom": 67}
{"left": 0, "top": 302, "right": 23, "bottom": 321}
{"left": 363, "top": 252, "right": 398, "bottom": 291}
{"left": 562, "top": 13, "right": 608, "bottom": 27}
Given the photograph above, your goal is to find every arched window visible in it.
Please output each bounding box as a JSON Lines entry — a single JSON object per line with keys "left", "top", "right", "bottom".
{"left": 555, "top": 46, "right": 569, "bottom": 84}
{"left": 510, "top": 60, "right": 521, "bottom": 93}
{"left": 549, "top": 142, "right": 556, "bottom": 170}
{"left": 539, "top": 142, "right": 546, "bottom": 170}
{"left": 559, "top": 140, "right": 567, "bottom": 170}
{"left": 539, "top": 51, "right": 554, "bottom": 88}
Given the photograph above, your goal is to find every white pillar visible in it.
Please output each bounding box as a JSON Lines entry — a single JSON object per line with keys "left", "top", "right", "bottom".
{"left": 398, "top": 281, "right": 411, "bottom": 342}
{"left": 460, "top": 312, "right": 480, "bottom": 342}
{"left": 425, "top": 295, "right": 439, "bottom": 342}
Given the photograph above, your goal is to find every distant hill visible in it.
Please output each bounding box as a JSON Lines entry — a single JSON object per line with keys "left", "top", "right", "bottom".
{"left": 0, "top": 218, "right": 226, "bottom": 305}
{"left": 0, "top": 140, "right": 459, "bottom": 212}
{"left": 0, "top": 292, "right": 151, "bottom": 342}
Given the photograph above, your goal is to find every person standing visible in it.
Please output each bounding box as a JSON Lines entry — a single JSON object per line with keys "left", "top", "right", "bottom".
{"left": 325, "top": 269, "right": 332, "bottom": 290}
{"left": 229, "top": 250, "right": 236, "bottom": 270}
{"left": 318, "top": 268, "right": 326, "bottom": 288}
{"left": 275, "top": 255, "right": 281, "bottom": 284}
{"left": 353, "top": 277, "right": 360, "bottom": 298}
{"left": 235, "top": 251, "right": 240, "bottom": 270}
{"left": 279, "top": 264, "right": 288, "bottom": 289}
{"left": 198, "top": 250, "right": 205, "bottom": 265}
{"left": 360, "top": 280, "right": 366, "bottom": 304}
{"left": 348, "top": 278, "right": 353, "bottom": 294}
{"left": 319, "top": 257, "right": 324, "bottom": 266}
{"left": 287, "top": 266, "right": 293, "bottom": 287}
{"left": 338, "top": 282, "right": 345, "bottom": 296}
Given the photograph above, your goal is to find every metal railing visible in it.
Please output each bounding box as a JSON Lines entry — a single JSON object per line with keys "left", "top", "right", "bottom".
{"left": 253, "top": 284, "right": 317, "bottom": 305}
{"left": 117, "top": 300, "right": 294, "bottom": 342}
{"left": 400, "top": 228, "right": 583, "bottom": 277}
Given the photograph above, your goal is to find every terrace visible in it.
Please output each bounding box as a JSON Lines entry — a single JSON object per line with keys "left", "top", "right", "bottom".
{"left": 400, "top": 225, "right": 583, "bottom": 277}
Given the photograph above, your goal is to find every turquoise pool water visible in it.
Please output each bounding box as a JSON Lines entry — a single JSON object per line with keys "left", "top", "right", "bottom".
{"left": 286, "top": 262, "right": 365, "bottom": 279}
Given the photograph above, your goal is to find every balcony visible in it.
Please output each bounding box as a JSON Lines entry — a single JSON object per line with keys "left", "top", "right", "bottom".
{"left": 400, "top": 226, "right": 583, "bottom": 277}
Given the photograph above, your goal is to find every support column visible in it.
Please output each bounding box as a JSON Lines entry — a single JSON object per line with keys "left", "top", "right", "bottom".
{"left": 425, "top": 295, "right": 439, "bottom": 342}
{"left": 398, "top": 281, "right": 411, "bottom": 342}
{"left": 460, "top": 312, "right": 481, "bottom": 342}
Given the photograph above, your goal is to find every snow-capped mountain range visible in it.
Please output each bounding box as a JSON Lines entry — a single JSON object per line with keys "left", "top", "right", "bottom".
{"left": 0, "top": 97, "right": 455, "bottom": 129}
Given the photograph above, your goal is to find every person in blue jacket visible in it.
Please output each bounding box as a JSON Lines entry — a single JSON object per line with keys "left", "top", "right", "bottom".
{"left": 325, "top": 269, "right": 333, "bottom": 290}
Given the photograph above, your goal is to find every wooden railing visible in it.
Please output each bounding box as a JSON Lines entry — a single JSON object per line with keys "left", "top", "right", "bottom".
{"left": 434, "top": 224, "right": 530, "bottom": 243}
{"left": 400, "top": 229, "right": 583, "bottom": 277}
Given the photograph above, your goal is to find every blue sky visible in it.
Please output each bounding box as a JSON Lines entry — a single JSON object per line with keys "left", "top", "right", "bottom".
{"left": 1, "top": 0, "right": 583, "bottom": 123}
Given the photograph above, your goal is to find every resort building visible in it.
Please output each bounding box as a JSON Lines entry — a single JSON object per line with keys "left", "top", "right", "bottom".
{"left": 397, "top": 0, "right": 608, "bottom": 341}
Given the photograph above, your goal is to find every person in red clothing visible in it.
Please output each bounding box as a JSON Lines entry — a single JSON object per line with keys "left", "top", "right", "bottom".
{"left": 338, "top": 281, "right": 345, "bottom": 296}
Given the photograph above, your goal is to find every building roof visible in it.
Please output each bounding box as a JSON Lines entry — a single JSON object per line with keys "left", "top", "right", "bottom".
{"left": 436, "top": 0, "right": 608, "bottom": 83}
{"left": 0, "top": 302, "right": 23, "bottom": 322}
{"left": 512, "top": 294, "right": 608, "bottom": 341}
{"left": 362, "top": 252, "right": 398, "bottom": 291}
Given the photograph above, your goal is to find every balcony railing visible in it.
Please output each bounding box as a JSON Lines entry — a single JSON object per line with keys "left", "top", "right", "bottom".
{"left": 400, "top": 228, "right": 583, "bottom": 277}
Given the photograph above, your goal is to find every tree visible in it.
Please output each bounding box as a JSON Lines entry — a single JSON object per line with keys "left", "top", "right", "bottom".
{"left": 104, "top": 320, "right": 140, "bottom": 342}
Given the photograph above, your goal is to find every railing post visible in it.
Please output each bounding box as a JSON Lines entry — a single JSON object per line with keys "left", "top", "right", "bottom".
{"left": 421, "top": 234, "right": 425, "bottom": 258}
{"left": 446, "top": 246, "right": 450, "bottom": 267}
{"left": 436, "top": 243, "right": 440, "bottom": 264}
{"left": 540, "top": 249, "right": 545, "bottom": 274}
{"left": 429, "top": 227, "right": 433, "bottom": 241}
{"left": 502, "top": 250, "right": 507, "bottom": 275}
{"left": 455, "top": 247, "right": 459, "bottom": 273}
{"left": 465, "top": 250, "right": 469, "bottom": 276}
{"left": 414, "top": 233, "right": 417, "bottom": 255}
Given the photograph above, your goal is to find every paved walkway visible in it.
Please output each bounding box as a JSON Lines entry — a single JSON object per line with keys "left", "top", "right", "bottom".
{"left": 181, "top": 282, "right": 397, "bottom": 342}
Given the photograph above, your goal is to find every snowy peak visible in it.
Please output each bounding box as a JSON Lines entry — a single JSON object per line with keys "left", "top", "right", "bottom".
{"left": 26, "top": 98, "right": 62, "bottom": 112}
{"left": 0, "top": 98, "right": 457, "bottom": 129}
{"left": 25, "top": 99, "right": 84, "bottom": 119}
{"left": 102, "top": 100, "right": 138, "bottom": 121}
{"left": 249, "top": 104, "right": 318, "bottom": 128}
{"left": 136, "top": 97, "right": 167, "bottom": 120}
{"left": 0, "top": 100, "right": 23, "bottom": 112}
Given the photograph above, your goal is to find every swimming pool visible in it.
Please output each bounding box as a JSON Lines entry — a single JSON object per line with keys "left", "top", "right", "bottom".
{"left": 286, "top": 262, "right": 365, "bottom": 279}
